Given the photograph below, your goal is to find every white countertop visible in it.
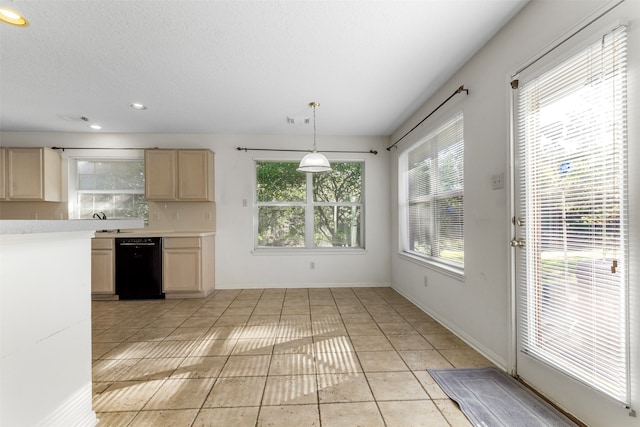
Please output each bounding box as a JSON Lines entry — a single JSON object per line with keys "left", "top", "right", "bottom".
{"left": 0, "top": 219, "right": 145, "bottom": 235}
{"left": 93, "top": 229, "right": 216, "bottom": 238}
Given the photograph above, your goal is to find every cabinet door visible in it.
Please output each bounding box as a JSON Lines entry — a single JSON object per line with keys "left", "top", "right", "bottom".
{"left": 91, "top": 250, "right": 114, "bottom": 294}
{"left": 42, "top": 148, "right": 62, "bottom": 201}
{"left": 0, "top": 148, "right": 5, "bottom": 200}
{"left": 163, "top": 248, "right": 202, "bottom": 292}
{"left": 145, "top": 150, "right": 177, "bottom": 200}
{"left": 6, "top": 148, "right": 61, "bottom": 201}
{"left": 7, "top": 148, "right": 44, "bottom": 200}
{"left": 177, "top": 150, "right": 214, "bottom": 201}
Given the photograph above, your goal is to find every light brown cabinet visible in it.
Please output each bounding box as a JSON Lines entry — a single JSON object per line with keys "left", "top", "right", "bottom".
{"left": 0, "top": 148, "right": 5, "bottom": 200}
{"left": 4, "top": 147, "right": 61, "bottom": 201}
{"left": 144, "top": 149, "right": 214, "bottom": 201}
{"left": 91, "top": 238, "right": 115, "bottom": 296}
{"left": 163, "top": 235, "right": 215, "bottom": 298}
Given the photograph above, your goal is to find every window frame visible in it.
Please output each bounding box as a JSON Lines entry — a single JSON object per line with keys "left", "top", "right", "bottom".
{"left": 254, "top": 159, "right": 365, "bottom": 252}
{"left": 398, "top": 112, "right": 464, "bottom": 277}
{"left": 66, "top": 150, "right": 148, "bottom": 222}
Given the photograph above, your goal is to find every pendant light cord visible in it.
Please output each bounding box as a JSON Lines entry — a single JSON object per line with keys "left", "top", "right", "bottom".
{"left": 311, "top": 102, "right": 319, "bottom": 152}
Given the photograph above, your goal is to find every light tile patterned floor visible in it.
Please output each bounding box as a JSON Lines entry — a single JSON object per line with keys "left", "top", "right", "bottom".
{"left": 92, "top": 287, "right": 492, "bottom": 426}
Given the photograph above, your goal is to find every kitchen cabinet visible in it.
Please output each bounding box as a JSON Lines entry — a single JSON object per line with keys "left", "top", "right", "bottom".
{"left": 5, "top": 147, "right": 61, "bottom": 201}
{"left": 144, "top": 149, "right": 177, "bottom": 200}
{"left": 91, "top": 238, "right": 115, "bottom": 296}
{"left": 0, "top": 148, "right": 5, "bottom": 200}
{"left": 144, "top": 149, "right": 214, "bottom": 201}
{"left": 163, "top": 235, "right": 215, "bottom": 298}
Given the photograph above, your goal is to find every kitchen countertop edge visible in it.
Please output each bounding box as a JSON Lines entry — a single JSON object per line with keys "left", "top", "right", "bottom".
{"left": 0, "top": 219, "right": 144, "bottom": 235}
{"left": 93, "top": 230, "right": 216, "bottom": 238}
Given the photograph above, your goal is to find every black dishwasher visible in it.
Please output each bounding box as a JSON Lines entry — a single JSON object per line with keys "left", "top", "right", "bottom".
{"left": 115, "top": 237, "right": 164, "bottom": 299}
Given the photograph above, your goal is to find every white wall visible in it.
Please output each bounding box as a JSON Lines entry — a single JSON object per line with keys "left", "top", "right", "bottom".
{"left": 0, "top": 132, "right": 391, "bottom": 289}
{"left": 389, "top": 0, "right": 639, "bottom": 372}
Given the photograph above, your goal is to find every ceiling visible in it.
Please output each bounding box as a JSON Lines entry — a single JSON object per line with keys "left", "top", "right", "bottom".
{"left": 0, "top": 0, "right": 528, "bottom": 136}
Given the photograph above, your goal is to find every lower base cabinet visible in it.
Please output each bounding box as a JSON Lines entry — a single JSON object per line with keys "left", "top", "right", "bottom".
{"left": 163, "top": 235, "right": 215, "bottom": 298}
{"left": 91, "top": 238, "right": 115, "bottom": 297}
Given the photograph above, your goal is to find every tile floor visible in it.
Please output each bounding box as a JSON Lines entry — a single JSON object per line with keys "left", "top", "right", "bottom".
{"left": 92, "top": 287, "right": 492, "bottom": 426}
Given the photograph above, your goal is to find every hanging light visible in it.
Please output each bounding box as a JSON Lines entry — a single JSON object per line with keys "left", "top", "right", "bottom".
{"left": 297, "top": 102, "right": 331, "bottom": 173}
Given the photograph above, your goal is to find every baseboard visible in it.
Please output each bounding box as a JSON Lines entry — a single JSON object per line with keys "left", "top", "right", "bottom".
{"left": 214, "top": 282, "right": 392, "bottom": 290}
{"left": 391, "top": 284, "right": 508, "bottom": 370}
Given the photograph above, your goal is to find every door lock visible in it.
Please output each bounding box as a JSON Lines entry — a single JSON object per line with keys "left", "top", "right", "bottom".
{"left": 510, "top": 238, "right": 525, "bottom": 247}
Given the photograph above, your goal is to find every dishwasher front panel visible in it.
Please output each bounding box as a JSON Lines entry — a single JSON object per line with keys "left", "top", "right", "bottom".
{"left": 115, "top": 237, "right": 164, "bottom": 299}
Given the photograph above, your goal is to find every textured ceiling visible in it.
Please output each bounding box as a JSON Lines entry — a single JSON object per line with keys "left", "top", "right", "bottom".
{"left": 0, "top": 0, "right": 527, "bottom": 136}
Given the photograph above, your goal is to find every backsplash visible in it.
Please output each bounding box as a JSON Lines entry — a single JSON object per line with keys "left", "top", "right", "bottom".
{"left": 147, "top": 201, "right": 216, "bottom": 231}
{"left": 0, "top": 201, "right": 68, "bottom": 219}
{"left": 0, "top": 200, "right": 215, "bottom": 233}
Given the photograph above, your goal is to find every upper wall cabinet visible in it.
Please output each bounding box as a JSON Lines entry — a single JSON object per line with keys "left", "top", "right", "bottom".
{"left": 3, "top": 148, "right": 62, "bottom": 201}
{"left": 145, "top": 149, "right": 215, "bottom": 201}
{"left": 0, "top": 148, "right": 5, "bottom": 200}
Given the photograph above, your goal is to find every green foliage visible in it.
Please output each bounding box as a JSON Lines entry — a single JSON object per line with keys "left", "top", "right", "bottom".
{"left": 256, "top": 161, "right": 363, "bottom": 248}
{"left": 313, "top": 162, "right": 362, "bottom": 203}
{"left": 257, "top": 162, "right": 305, "bottom": 202}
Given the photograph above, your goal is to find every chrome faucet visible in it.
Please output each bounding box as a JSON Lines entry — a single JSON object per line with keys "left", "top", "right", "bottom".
{"left": 92, "top": 212, "right": 107, "bottom": 220}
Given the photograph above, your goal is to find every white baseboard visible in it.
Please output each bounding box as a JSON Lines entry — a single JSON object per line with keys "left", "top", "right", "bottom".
{"left": 391, "top": 284, "right": 508, "bottom": 370}
{"left": 214, "top": 282, "right": 391, "bottom": 290}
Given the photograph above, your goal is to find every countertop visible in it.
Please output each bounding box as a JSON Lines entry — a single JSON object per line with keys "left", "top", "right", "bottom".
{"left": 0, "top": 219, "right": 145, "bottom": 235}
{"left": 93, "top": 229, "right": 216, "bottom": 238}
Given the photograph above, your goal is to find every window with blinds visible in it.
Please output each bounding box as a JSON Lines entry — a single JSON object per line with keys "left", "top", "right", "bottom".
{"left": 516, "top": 26, "right": 628, "bottom": 403}
{"left": 402, "top": 113, "right": 464, "bottom": 269}
{"left": 74, "top": 159, "right": 148, "bottom": 221}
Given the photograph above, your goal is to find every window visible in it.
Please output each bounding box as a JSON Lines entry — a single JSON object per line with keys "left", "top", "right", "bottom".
{"left": 400, "top": 113, "right": 464, "bottom": 269}
{"left": 71, "top": 158, "right": 148, "bottom": 221}
{"left": 256, "top": 161, "right": 363, "bottom": 249}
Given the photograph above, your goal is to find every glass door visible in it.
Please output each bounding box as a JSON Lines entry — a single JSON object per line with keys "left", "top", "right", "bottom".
{"left": 513, "top": 25, "right": 633, "bottom": 426}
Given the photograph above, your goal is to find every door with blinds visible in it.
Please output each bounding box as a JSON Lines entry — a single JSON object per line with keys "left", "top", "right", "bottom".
{"left": 512, "top": 25, "right": 633, "bottom": 425}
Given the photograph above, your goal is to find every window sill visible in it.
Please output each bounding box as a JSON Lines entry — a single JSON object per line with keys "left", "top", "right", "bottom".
{"left": 397, "top": 251, "right": 465, "bottom": 281}
{"left": 252, "top": 248, "right": 367, "bottom": 256}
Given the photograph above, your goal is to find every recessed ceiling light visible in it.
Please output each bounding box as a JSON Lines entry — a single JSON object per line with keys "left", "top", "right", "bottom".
{"left": 89, "top": 124, "right": 102, "bottom": 130}
{"left": 128, "top": 102, "right": 147, "bottom": 110}
{"left": 0, "top": 7, "right": 29, "bottom": 27}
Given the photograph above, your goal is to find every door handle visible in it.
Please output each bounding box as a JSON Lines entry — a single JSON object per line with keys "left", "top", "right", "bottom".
{"left": 510, "top": 238, "right": 525, "bottom": 247}
{"left": 511, "top": 217, "right": 525, "bottom": 226}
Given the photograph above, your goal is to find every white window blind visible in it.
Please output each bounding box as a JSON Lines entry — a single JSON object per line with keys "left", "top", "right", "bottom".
{"left": 516, "top": 26, "right": 628, "bottom": 403}
{"left": 404, "top": 113, "right": 464, "bottom": 268}
{"left": 75, "top": 159, "right": 148, "bottom": 221}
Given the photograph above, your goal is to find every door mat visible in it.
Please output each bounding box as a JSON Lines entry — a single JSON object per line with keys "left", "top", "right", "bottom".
{"left": 428, "top": 367, "right": 577, "bottom": 427}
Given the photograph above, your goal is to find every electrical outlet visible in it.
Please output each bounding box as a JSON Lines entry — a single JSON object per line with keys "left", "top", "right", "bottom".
{"left": 206, "top": 212, "right": 213, "bottom": 220}
{"left": 310, "top": 261, "right": 315, "bottom": 270}
{"left": 492, "top": 173, "right": 504, "bottom": 190}
{"left": 424, "top": 276, "right": 428, "bottom": 287}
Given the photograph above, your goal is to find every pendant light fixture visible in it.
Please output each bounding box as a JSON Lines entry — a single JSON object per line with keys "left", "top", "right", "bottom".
{"left": 297, "top": 102, "right": 331, "bottom": 173}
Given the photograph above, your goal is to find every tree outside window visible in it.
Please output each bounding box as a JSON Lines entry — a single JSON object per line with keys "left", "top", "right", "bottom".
{"left": 256, "top": 161, "right": 363, "bottom": 249}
